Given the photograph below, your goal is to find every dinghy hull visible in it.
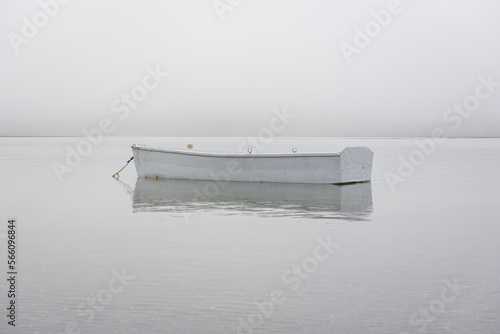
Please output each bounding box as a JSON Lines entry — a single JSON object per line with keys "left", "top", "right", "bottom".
{"left": 131, "top": 145, "right": 373, "bottom": 184}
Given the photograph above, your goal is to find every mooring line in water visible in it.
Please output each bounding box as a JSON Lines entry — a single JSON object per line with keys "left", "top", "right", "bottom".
{"left": 112, "top": 156, "right": 134, "bottom": 179}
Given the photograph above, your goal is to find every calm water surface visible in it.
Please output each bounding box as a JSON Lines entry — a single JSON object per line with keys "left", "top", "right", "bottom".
{"left": 0, "top": 137, "right": 499, "bottom": 333}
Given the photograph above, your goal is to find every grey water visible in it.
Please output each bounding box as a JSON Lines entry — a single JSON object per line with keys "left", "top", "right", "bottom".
{"left": 0, "top": 137, "right": 499, "bottom": 334}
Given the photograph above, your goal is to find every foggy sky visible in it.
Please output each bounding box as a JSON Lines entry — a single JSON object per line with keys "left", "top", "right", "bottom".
{"left": 1, "top": 0, "right": 499, "bottom": 137}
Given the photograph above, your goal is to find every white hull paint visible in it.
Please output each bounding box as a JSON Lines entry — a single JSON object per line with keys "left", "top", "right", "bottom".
{"left": 131, "top": 145, "right": 373, "bottom": 184}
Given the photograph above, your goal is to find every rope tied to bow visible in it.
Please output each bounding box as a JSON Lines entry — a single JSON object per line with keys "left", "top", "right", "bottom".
{"left": 112, "top": 156, "right": 134, "bottom": 179}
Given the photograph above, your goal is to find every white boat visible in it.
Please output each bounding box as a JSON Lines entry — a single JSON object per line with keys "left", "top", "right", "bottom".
{"left": 131, "top": 144, "right": 373, "bottom": 184}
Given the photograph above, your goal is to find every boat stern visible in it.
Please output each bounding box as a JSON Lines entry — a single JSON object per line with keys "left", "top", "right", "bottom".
{"left": 338, "top": 147, "right": 374, "bottom": 183}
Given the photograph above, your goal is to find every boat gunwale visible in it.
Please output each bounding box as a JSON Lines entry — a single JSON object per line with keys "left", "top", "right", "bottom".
{"left": 131, "top": 144, "right": 342, "bottom": 158}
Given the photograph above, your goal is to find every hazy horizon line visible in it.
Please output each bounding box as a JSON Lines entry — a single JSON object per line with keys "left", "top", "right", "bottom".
{"left": 1, "top": 136, "right": 500, "bottom": 139}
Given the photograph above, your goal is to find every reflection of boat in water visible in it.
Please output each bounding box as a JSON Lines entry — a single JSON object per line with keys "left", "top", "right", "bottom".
{"left": 132, "top": 178, "right": 373, "bottom": 221}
